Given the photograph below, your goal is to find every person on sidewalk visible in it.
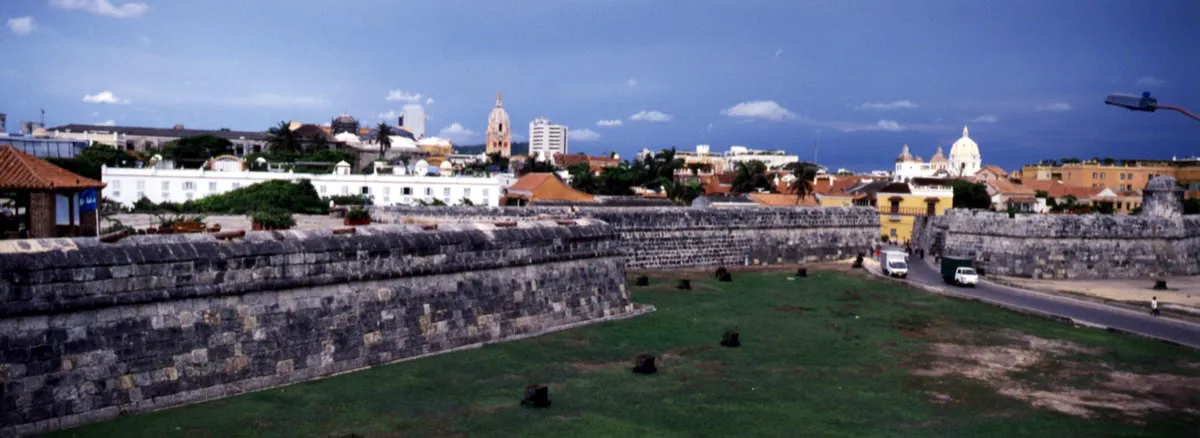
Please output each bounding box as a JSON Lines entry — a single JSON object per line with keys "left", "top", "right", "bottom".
{"left": 1151, "top": 297, "right": 1160, "bottom": 317}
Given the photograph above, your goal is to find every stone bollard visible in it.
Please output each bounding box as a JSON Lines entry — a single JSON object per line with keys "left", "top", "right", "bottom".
{"left": 677, "top": 279, "right": 692, "bottom": 290}
{"left": 795, "top": 268, "right": 808, "bottom": 278}
{"left": 714, "top": 266, "right": 728, "bottom": 278}
{"left": 1153, "top": 280, "right": 1168, "bottom": 290}
{"left": 521, "top": 384, "right": 551, "bottom": 408}
{"left": 632, "top": 355, "right": 657, "bottom": 374}
{"left": 720, "top": 328, "right": 741, "bottom": 347}
{"left": 852, "top": 254, "right": 864, "bottom": 268}
{"left": 718, "top": 272, "right": 732, "bottom": 282}
{"left": 635, "top": 276, "right": 649, "bottom": 286}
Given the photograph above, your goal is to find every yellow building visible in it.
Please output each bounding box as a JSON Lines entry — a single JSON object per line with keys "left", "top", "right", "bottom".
{"left": 848, "top": 178, "right": 953, "bottom": 244}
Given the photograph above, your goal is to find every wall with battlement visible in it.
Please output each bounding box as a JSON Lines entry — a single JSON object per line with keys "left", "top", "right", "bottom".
{"left": 376, "top": 206, "right": 880, "bottom": 269}
{"left": 0, "top": 220, "right": 637, "bottom": 435}
{"left": 922, "top": 209, "right": 1200, "bottom": 279}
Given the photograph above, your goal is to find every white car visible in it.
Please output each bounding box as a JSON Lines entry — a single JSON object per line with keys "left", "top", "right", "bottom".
{"left": 954, "top": 267, "right": 979, "bottom": 287}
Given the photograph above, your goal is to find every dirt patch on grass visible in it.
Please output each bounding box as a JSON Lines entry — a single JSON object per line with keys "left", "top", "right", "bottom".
{"left": 914, "top": 331, "right": 1200, "bottom": 418}
{"left": 571, "top": 359, "right": 629, "bottom": 372}
{"left": 664, "top": 345, "right": 715, "bottom": 359}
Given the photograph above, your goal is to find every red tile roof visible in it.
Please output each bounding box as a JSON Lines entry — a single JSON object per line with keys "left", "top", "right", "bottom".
{"left": 0, "top": 145, "right": 106, "bottom": 191}
{"left": 505, "top": 173, "right": 596, "bottom": 203}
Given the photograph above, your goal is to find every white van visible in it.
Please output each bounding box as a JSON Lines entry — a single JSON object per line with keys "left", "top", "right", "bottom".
{"left": 882, "top": 250, "right": 909, "bottom": 278}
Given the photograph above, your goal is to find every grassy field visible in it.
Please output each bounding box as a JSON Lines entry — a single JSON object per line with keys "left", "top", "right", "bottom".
{"left": 50, "top": 267, "right": 1200, "bottom": 437}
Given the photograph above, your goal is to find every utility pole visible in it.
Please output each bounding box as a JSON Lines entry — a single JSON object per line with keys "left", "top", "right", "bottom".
{"left": 812, "top": 130, "right": 820, "bottom": 165}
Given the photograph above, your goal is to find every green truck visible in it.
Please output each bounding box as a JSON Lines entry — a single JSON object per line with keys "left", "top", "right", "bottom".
{"left": 940, "top": 256, "right": 978, "bottom": 286}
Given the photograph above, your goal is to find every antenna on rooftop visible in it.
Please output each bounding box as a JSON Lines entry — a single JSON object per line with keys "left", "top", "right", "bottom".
{"left": 812, "top": 130, "right": 820, "bottom": 165}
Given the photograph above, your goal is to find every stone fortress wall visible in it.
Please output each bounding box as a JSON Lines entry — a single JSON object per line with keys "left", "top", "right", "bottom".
{"left": 0, "top": 220, "right": 638, "bottom": 435}
{"left": 374, "top": 206, "right": 881, "bottom": 269}
{"left": 913, "top": 177, "right": 1199, "bottom": 279}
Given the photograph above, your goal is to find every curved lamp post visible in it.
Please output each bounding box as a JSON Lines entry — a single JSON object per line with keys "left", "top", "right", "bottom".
{"left": 1105, "top": 92, "right": 1200, "bottom": 122}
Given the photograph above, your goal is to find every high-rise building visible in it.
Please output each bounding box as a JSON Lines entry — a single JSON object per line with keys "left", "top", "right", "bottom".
{"left": 485, "top": 90, "right": 511, "bottom": 158}
{"left": 528, "top": 117, "right": 567, "bottom": 161}
{"left": 402, "top": 105, "right": 426, "bottom": 139}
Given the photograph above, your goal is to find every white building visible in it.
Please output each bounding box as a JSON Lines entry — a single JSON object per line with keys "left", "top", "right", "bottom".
{"left": 528, "top": 117, "right": 568, "bottom": 161}
{"left": 723, "top": 146, "right": 799, "bottom": 170}
{"left": 101, "top": 157, "right": 502, "bottom": 207}
{"left": 402, "top": 105, "right": 427, "bottom": 139}
{"left": 893, "top": 144, "right": 950, "bottom": 182}
{"left": 948, "top": 126, "right": 982, "bottom": 177}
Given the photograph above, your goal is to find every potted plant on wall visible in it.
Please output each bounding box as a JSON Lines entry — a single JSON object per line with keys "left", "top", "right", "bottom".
{"left": 344, "top": 206, "right": 371, "bottom": 226}
{"left": 251, "top": 210, "right": 296, "bottom": 231}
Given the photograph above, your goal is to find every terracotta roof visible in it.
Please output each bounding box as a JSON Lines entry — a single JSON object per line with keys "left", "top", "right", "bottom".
{"left": 748, "top": 193, "right": 819, "bottom": 207}
{"left": 1022, "top": 180, "right": 1103, "bottom": 200}
{"left": 978, "top": 165, "right": 1008, "bottom": 177}
{"left": 0, "top": 145, "right": 106, "bottom": 191}
{"left": 986, "top": 178, "right": 1035, "bottom": 196}
{"left": 812, "top": 176, "right": 863, "bottom": 196}
{"left": 505, "top": 173, "right": 596, "bottom": 203}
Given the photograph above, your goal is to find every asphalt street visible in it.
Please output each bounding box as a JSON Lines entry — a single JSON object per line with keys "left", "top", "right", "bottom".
{"left": 904, "top": 257, "right": 1200, "bottom": 349}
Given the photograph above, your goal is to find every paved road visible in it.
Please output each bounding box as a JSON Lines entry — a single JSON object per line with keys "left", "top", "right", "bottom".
{"left": 905, "top": 257, "right": 1200, "bottom": 349}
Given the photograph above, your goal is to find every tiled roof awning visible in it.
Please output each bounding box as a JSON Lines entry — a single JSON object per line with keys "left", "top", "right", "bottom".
{"left": 0, "top": 145, "right": 106, "bottom": 190}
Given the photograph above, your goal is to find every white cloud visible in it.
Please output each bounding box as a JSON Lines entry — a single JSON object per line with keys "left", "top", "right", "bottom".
{"left": 97, "top": 120, "right": 115, "bottom": 126}
{"left": 568, "top": 128, "right": 601, "bottom": 141}
{"left": 839, "top": 119, "right": 906, "bottom": 132}
{"left": 858, "top": 100, "right": 918, "bottom": 110}
{"left": 971, "top": 115, "right": 999, "bottom": 123}
{"left": 596, "top": 119, "right": 623, "bottom": 127}
{"left": 772, "top": 48, "right": 783, "bottom": 62}
{"left": 50, "top": 0, "right": 150, "bottom": 18}
{"left": 378, "top": 110, "right": 399, "bottom": 120}
{"left": 425, "top": 97, "right": 434, "bottom": 105}
{"left": 1035, "top": 102, "right": 1072, "bottom": 112}
{"left": 627, "top": 78, "right": 638, "bottom": 87}
{"left": 1135, "top": 76, "right": 1166, "bottom": 87}
{"left": 437, "top": 123, "right": 478, "bottom": 143}
{"left": 386, "top": 89, "right": 422, "bottom": 102}
{"left": 630, "top": 110, "right": 672, "bottom": 122}
{"left": 720, "top": 100, "right": 795, "bottom": 121}
{"left": 8, "top": 17, "right": 35, "bottom": 36}
{"left": 82, "top": 90, "right": 130, "bottom": 104}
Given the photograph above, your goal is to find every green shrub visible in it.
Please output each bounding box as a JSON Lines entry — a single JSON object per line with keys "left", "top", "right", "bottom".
{"left": 326, "top": 194, "right": 373, "bottom": 206}
{"left": 132, "top": 196, "right": 158, "bottom": 212}
{"left": 346, "top": 206, "right": 370, "bottom": 221}
{"left": 251, "top": 210, "right": 296, "bottom": 229}
{"left": 189, "top": 179, "right": 325, "bottom": 214}
{"left": 155, "top": 214, "right": 206, "bottom": 228}
{"left": 100, "top": 218, "right": 134, "bottom": 234}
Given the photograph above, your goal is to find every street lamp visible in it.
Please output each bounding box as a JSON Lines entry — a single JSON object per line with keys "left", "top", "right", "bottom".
{"left": 1105, "top": 91, "right": 1200, "bottom": 122}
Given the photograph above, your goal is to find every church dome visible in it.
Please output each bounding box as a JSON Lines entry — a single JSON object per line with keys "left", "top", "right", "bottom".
{"left": 949, "top": 126, "right": 979, "bottom": 159}
{"left": 895, "top": 144, "right": 915, "bottom": 163}
{"left": 930, "top": 146, "right": 947, "bottom": 163}
{"left": 333, "top": 113, "right": 357, "bottom": 124}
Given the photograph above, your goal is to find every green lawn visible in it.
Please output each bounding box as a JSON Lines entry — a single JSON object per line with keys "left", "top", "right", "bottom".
{"left": 50, "top": 268, "right": 1200, "bottom": 437}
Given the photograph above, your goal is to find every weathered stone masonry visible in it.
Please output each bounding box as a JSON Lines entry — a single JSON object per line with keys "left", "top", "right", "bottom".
{"left": 0, "top": 220, "right": 636, "bottom": 435}
{"left": 376, "top": 206, "right": 881, "bottom": 269}
{"left": 916, "top": 210, "right": 1200, "bottom": 279}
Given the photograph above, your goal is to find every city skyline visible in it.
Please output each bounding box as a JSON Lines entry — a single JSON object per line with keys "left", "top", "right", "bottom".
{"left": 1, "top": 0, "right": 1198, "bottom": 172}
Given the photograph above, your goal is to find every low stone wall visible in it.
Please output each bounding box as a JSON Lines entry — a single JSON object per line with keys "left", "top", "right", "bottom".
{"left": 936, "top": 209, "right": 1200, "bottom": 279}
{"left": 0, "top": 220, "right": 636, "bottom": 435}
{"left": 376, "top": 206, "right": 880, "bottom": 269}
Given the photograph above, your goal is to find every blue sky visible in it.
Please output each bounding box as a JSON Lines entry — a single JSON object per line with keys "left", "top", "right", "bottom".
{"left": 2, "top": 0, "right": 1198, "bottom": 171}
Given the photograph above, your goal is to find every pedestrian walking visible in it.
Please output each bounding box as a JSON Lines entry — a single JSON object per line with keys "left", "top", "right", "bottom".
{"left": 1151, "top": 297, "right": 1160, "bottom": 317}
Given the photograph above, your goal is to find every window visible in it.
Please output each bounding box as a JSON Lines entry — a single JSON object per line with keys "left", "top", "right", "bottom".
{"left": 443, "top": 187, "right": 451, "bottom": 197}
{"left": 1120, "top": 174, "right": 1125, "bottom": 180}
{"left": 361, "top": 186, "right": 371, "bottom": 195}
{"left": 341, "top": 186, "right": 349, "bottom": 195}
{"left": 183, "top": 182, "right": 196, "bottom": 191}
{"left": 232, "top": 183, "right": 241, "bottom": 189}
{"left": 137, "top": 180, "right": 145, "bottom": 191}
{"left": 384, "top": 187, "right": 391, "bottom": 195}
{"left": 319, "top": 185, "right": 327, "bottom": 194}
{"left": 464, "top": 188, "right": 471, "bottom": 198}
{"left": 482, "top": 189, "right": 489, "bottom": 200}
{"left": 209, "top": 182, "right": 218, "bottom": 192}
{"left": 137, "top": 191, "right": 145, "bottom": 199}
{"left": 161, "top": 181, "right": 170, "bottom": 191}
{"left": 1100, "top": 172, "right": 1105, "bottom": 178}
{"left": 402, "top": 187, "right": 412, "bottom": 195}
{"left": 425, "top": 187, "right": 432, "bottom": 196}
{"left": 113, "top": 181, "right": 121, "bottom": 190}
{"left": 1092, "top": 172, "right": 1097, "bottom": 179}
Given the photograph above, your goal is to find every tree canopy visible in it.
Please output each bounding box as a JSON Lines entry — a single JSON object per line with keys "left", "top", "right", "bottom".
{"left": 162, "top": 135, "right": 233, "bottom": 162}
{"left": 947, "top": 180, "right": 992, "bottom": 209}
{"left": 732, "top": 161, "right": 774, "bottom": 194}
{"left": 784, "top": 162, "right": 820, "bottom": 200}
{"left": 48, "top": 143, "right": 134, "bottom": 180}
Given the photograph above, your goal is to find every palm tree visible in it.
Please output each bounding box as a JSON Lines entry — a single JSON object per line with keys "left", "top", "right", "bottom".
{"left": 266, "top": 121, "right": 297, "bottom": 154}
{"left": 376, "top": 122, "right": 393, "bottom": 157}
{"left": 660, "top": 177, "right": 704, "bottom": 205}
{"left": 784, "top": 162, "right": 820, "bottom": 201}
{"left": 732, "top": 160, "right": 771, "bottom": 194}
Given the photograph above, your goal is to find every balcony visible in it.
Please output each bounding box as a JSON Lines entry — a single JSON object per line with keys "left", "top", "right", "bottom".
{"left": 878, "top": 207, "right": 933, "bottom": 217}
